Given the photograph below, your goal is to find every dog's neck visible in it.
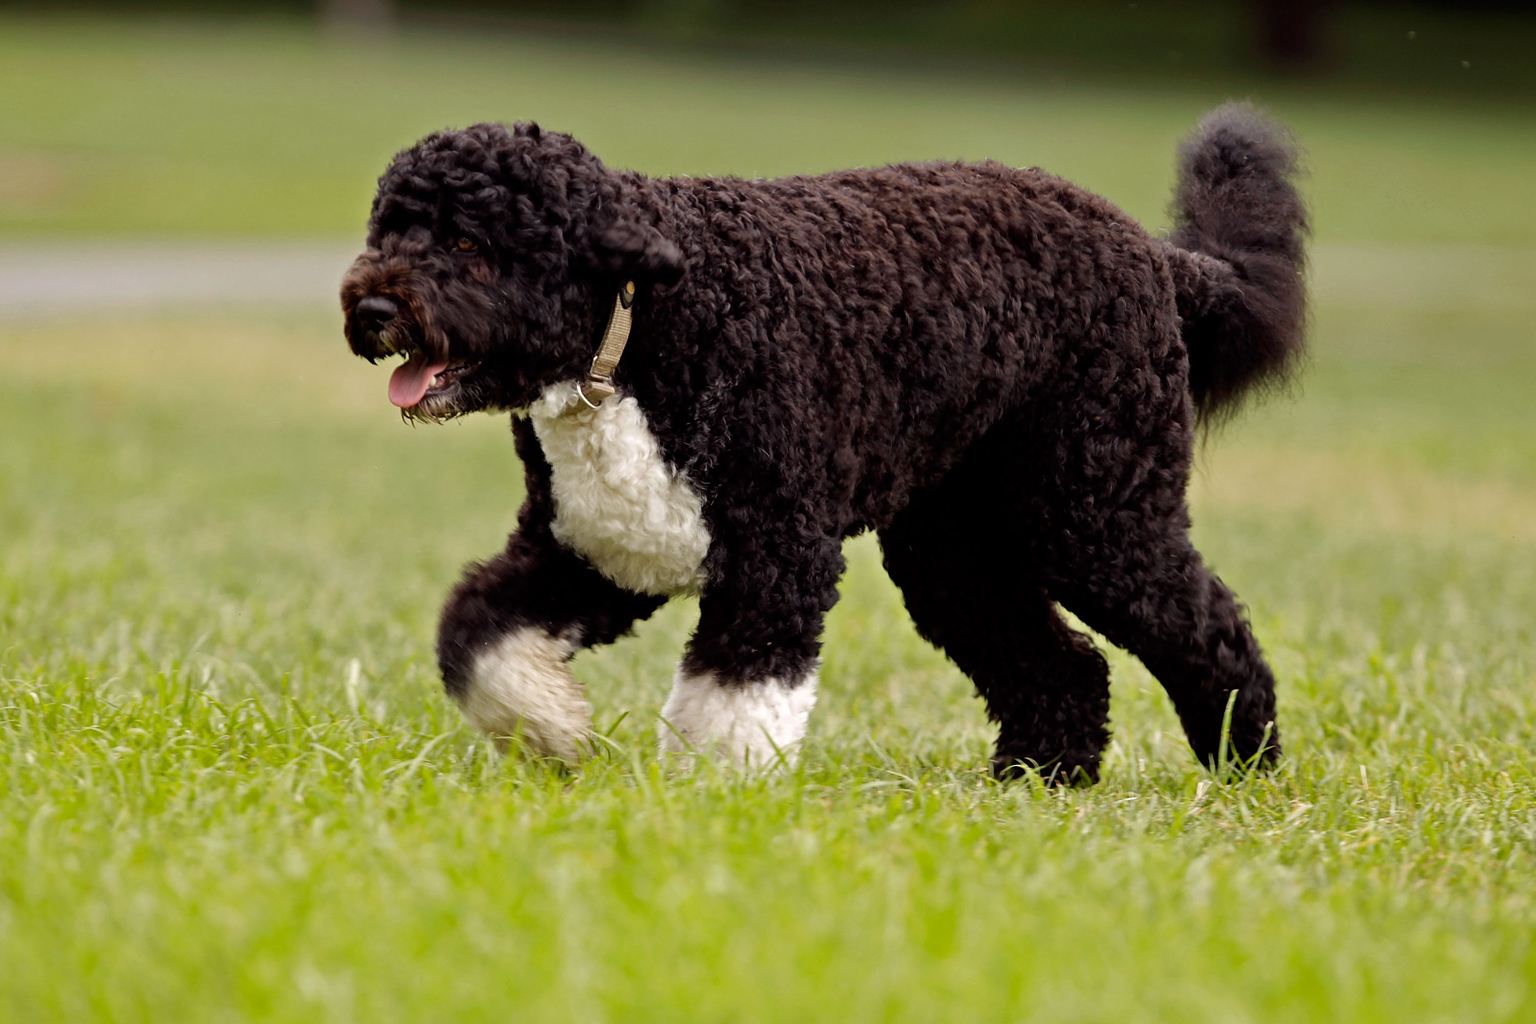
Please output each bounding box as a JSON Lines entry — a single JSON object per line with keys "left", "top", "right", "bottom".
{"left": 576, "top": 281, "right": 636, "bottom": 409}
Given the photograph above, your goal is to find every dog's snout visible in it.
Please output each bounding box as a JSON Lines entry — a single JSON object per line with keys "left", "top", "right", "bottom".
{"left": 353, "top": 295, "right": 399, "bottom": 333}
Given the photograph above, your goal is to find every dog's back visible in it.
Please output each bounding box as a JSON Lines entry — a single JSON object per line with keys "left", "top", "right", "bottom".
{"left": 633, "top": 159, "right": 1191, "bottom": 523}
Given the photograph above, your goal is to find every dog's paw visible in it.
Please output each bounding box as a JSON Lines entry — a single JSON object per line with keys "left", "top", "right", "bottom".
{"left": 455, "top": 628, "right": 594, "bottom": 761}
{"left": 991, "top": 749, "right": 1102, "bottom": 787}
{"left": 658, "top": 669, "right": 817, "bottom": 773}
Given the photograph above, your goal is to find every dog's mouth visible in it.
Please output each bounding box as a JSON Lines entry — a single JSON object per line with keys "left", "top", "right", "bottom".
{"left": 388, "top": 351, "right": 458, "bottom": 408}
{"left": 386, "top": 352, "right": 484, "bottom": 416}
{"left": 361, "top": 321, "right": 478, "bottom": 414}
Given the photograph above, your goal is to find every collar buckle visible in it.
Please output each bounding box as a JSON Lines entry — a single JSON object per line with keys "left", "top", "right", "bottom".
{"left": 579, "top": 280, "right": 636, "bottom": 409}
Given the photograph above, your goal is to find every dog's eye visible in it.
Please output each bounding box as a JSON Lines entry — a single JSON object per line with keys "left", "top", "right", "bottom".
{"left": 455, "top": 237, "right": 478, "bottom": 254}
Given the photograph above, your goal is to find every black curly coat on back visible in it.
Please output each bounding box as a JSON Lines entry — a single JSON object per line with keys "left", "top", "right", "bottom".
{"left": 341, "top": 103, "right": 1307, "bottom": 781}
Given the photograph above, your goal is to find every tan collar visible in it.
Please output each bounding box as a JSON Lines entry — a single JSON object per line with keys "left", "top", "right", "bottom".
{"left": 576, "top": 280, "right": 636, "bottom": 409}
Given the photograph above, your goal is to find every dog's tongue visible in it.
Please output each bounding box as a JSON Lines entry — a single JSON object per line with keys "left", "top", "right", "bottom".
{"left": 388, "top": 354, "right": 449, "bottom": 408}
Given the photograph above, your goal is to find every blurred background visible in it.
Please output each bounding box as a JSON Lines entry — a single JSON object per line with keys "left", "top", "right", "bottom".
{"left": 3, "top": 0, "right": 1535, "bottom": 244}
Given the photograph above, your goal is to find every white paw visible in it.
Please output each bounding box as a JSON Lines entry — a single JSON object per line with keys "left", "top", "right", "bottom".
{"left": 658, "top": 668, "right": 818, "bottom": 771}
{"left": 456, "top": 628, "right": 592, "bottom": 761}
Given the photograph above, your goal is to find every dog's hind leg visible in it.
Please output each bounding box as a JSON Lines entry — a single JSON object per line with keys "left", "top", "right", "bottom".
{"left": 1022, "top": 360, "right": 1281, "bottom": 772}
{"left": 879, "top": 491, "right": 1112, "bottom": 785}
{"left": 1052, "top": 531, "right": 1281, "bottom": 773}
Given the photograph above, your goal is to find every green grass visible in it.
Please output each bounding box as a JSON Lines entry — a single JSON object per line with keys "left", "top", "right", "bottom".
{"left": 4, "top": 15, "right": 1536, "bottom": 1024}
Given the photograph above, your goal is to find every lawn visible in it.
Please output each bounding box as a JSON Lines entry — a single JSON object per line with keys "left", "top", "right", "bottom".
{"left": 3, "top": 14, "right": 1535, "bottom": 1024}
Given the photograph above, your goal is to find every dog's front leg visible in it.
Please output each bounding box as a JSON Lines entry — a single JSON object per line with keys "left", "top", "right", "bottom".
{"left": 437, "top": 529, "right": 664, "bottom": 761}
{"left": 659, "top": 535, "right": 845, "bottom": 771}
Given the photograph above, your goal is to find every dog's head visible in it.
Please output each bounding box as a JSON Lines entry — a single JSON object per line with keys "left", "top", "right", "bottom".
{"left": 340, "top": 122, "right": 683, "bottom": 421}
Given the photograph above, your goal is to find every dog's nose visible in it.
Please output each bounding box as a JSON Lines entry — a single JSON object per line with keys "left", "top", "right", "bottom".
{"left": 353, "top": 295, "right": 399, "bottom": 334}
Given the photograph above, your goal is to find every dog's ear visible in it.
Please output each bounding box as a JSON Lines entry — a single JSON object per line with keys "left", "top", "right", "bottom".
{"left": 585, "top": 217, "right": 685, "bottom": 288}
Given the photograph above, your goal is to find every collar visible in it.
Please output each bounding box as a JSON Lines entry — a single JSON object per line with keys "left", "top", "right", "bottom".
{"left": 576, "top": 280, "right": 636, "bottom": 409}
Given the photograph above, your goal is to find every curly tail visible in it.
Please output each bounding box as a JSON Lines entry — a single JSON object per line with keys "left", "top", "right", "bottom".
{"left": 1167, "top": 103, "right": 1309, "bottom": 421}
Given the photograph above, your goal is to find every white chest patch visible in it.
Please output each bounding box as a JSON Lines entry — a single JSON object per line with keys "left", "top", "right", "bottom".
{"left": 528, "top": 382, "right": 711, "bottom": 596}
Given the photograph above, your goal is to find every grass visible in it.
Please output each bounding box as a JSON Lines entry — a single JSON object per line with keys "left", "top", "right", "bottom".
{"left": 3, "top": 14, "right": 1536, "bottom": 1024}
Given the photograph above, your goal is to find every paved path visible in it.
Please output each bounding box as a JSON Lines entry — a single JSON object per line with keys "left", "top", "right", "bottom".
{"left": 3, "top": 239, "right": 1531, "bottom": 321}
{"left": 0, "top": 241, "right": 356, "bottom": 319}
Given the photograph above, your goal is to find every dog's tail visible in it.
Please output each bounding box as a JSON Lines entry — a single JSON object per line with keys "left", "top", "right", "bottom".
{"left": 1167, "top": 102, "right": 1308, "bottom": 422}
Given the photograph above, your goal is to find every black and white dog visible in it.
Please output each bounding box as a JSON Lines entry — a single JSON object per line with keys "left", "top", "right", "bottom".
{"left": 341, "top": 104, "right": 1307, "bottom": 782}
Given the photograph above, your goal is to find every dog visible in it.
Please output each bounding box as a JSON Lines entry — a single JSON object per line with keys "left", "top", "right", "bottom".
{"left": 340, "top": 103, "right": 1306, "bottom": 781}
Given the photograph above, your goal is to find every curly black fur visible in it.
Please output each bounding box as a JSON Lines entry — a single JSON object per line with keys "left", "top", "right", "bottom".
{"left": 341, "top": 103, "right": 1307, "bottom": 782}
{"left": 1169, "top": 103, "right": 1309, "bottom": 420}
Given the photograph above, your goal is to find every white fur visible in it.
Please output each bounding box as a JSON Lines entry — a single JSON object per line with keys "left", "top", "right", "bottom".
{"left": 457, "top": 628, "right": 592, "bottom": 760}
{"left": 659, "top": 669, "right": 818, "bottom": 770}
{"left": 528, "top": 382, "right": 711, "bottom": 596}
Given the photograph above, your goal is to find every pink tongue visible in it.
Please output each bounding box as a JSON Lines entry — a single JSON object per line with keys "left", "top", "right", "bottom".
{"left": 388, "top": 355, "right": 450, "bottom": 408}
